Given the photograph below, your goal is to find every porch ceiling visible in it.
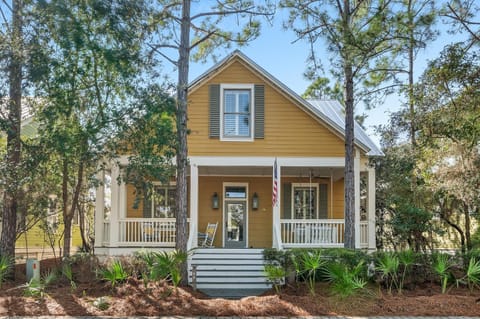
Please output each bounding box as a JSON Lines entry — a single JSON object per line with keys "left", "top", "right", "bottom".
{"left": 198, "top": 166, "right": 344, "bottom": 180}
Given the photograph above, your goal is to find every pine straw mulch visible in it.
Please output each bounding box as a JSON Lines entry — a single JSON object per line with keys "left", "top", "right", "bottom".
{"left": 1, "top": 258, "right": 480, "bottom": 316}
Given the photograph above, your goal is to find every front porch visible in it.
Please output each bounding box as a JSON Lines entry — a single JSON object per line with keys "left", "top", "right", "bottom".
{"left": 97, "top": 217, "right": 370, "bottom": 250}
{"left": 94, "top": 155, "right": 376, "bottom": 255}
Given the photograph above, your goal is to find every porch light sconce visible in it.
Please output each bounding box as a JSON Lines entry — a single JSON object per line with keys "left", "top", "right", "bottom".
{"left": 212, "top": 192, "right": 219, "bottom": 209}
{"left": 252, "top": 192, "right": 259, "bottom": 210}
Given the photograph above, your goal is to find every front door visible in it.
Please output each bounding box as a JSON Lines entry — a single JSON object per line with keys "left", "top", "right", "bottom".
{"left": 225, "top": 202, "right": 246, "bottom": 248}
{"left": 224, "top": 185, "right": 248, "bottom": 248}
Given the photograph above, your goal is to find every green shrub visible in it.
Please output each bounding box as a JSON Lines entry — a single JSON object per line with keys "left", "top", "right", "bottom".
{"left": 99, "top": 259, "right": 128, "bottom": 289}
{"left": 137, "top": 250, "right": 187, "bottom": 287}
{"left": 0, "top": 255, "right": 14, "bottom": 287}
{"left": 432, "top": 253, "right": 452, "bottom": 294}
{"left": 457, "top": 258, "right": 480, "bottom": 291}
{"left": 264, "top": 264, "right": 286, "bottom": 294}
{"left": 376, "top": 252, "right": 400, "bottom": 294}
{"left": 23, "top": 270, "right": 58, "bottom": 298}
{"left": 323, "top": 261, "right": 367, "bottom": 298}
{"left": 294, "top": 250, "right": 325, "bottom": 295}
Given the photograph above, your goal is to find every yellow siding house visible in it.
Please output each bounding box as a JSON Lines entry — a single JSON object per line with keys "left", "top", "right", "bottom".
{"left": 94, "top": 51, "right": 382, "bottom": 256}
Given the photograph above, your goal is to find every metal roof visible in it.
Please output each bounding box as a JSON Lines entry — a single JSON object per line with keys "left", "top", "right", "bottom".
{"left": 307, "top": 99, "right": 384, "bottom": 156}
{"left": 191, "top": 50, "right": 384, "bottom": 157}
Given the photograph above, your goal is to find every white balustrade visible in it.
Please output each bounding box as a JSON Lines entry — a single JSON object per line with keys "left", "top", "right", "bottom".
{"left": 280, "top": 219, "right": 345, "bottom": 247}
{"left": 117, "top": 218, "right": 177, "bottom": 246}
{"left": 360, "top": 221, "right": 368, "bottom": 248}
{"left": 103, "top": 221, "right": 110, "bottom": 245}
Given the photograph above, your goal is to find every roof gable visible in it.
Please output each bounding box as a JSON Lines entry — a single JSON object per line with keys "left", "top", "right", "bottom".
{"left": 189, "top": 50, "right": 383, "bottom": 157}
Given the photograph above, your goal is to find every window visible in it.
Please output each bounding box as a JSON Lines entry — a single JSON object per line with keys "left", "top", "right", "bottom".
{"left": 292, "top": 184, "right": 318, "bottom": 219}
{"left": 220, "top": 84, "right": 254, "bottom": 140}
{"left": 144, "top": 185, "right": 176, "bottom": 218}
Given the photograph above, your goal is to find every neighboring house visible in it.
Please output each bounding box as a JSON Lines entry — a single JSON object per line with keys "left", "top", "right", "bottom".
{"left": 0, "top": 101, "right": 85, "bottom": 259}
{"left": 94, "top": 50, "right": 382, "bottom": 257}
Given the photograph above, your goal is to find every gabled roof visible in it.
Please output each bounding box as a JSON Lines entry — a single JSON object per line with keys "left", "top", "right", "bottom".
{"left": 189, "top": 50, "right": 383, "bottom": 157}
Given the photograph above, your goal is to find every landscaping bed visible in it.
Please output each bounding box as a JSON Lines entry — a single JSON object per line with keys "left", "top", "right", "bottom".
{"left": 1, "top": 257, "right": 480, "bottom": 316}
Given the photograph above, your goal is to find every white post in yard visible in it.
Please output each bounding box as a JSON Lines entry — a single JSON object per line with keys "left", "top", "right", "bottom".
{"left": 354, "top": 149, "right": 361, "bottom": 249}
{"left": 109, "top": 163, "right": 120, "bottom": 247}
{"left": 94, "top": 170, "right": 105, "bottom": 248}
{"left": 367, "top": 166, "right": 376, "bottom": 250}
{"left": 188, "top": 163, "right": 199, "bottom": 249}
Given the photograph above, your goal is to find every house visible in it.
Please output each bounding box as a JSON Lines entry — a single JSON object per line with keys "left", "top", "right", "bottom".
{"left": 1, "top": 101, "right": 85, "bottom": 260}
{"left": 94, "top": 50, "right": 382, "bottom": 257}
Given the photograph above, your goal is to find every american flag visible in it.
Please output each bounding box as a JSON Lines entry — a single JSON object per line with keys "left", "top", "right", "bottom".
{"left": 272, "top": 158, "right": 278, "bottom": 207}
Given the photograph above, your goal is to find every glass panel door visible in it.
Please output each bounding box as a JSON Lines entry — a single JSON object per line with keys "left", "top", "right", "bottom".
{"left": 224, "top": 201, "right": 246, "bottom": 248}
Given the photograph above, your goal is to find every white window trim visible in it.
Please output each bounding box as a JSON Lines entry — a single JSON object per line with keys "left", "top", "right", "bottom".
{"left": 291, "top": 183, "right": 319, "bottom": 219}
{"left": 222, "top": 182, "right": 249, "bottom": 248}
{"left": 220, "top": 83, "right": 255, "bottom": 142}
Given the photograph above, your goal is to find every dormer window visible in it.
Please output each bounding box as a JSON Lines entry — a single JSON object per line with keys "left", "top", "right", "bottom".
{"left": 209, "top": 83, "right": 264, "bottom": 140}
{"left": 221, "top": 84, "right": 254, "bottom": 141}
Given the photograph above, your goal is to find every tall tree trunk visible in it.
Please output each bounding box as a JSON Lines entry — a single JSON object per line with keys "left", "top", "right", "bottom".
{"left": 343, "top": 0, "right": 355, "bottom": 249}
{"left": 63, "top": 160, "right": 84, "bottom": 257}
{"left": 175, "top": 0, "right": 191, "bottom": 286}
{"left": 464, "top": 203, "right": 472, "bottom": 251}
{"left": 407, "top": 0, "right": 416, "bottom": 148}
{"left": 0, "top": 0, "right": 23, "bottom": 272}
{"left": 62, "top": 159, "right": 70, "bottom": 257}
{"left": 344, "top": 61, "right": 355, "bottom": 249}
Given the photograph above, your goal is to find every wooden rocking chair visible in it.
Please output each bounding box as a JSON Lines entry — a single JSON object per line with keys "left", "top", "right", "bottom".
{"left": 198, "top": 222, "right": 218, "bottom": 247}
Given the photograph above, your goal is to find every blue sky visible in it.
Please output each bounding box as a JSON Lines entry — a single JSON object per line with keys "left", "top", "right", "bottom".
{"left": 186, "top": 10, "right": 468, "bottom": 146}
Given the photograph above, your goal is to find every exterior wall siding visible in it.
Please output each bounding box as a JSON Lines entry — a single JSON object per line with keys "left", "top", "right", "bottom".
{"left": 188, "top": 60, "right": 346, "bottom": 157}
{"left": 197, "top": 176, "right": 273, "bottom": 249}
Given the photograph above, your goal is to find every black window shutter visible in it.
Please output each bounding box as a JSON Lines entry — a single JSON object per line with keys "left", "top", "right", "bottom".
{"left": 209, "top": 84, "right": 220, "bottom": 138}
{"left": 319, "top": 184, "right": 328, "bottom": 219}
{"left": 282, "top": 183, "right": 291, "bottom": 219}
{"left": 254, "top": 84, "right": 264, "bottom": 139}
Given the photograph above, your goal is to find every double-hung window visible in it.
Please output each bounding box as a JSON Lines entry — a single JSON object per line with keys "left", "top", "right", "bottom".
{"left": 221, "top": 84, "right": 254, "bottom": 141}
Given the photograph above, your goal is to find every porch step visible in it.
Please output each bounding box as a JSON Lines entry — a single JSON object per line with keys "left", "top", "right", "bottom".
{"left": 188, "top": 248, "right": 272, "bottom": 297}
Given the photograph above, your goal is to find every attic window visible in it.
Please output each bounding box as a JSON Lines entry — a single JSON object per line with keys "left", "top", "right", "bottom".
{"left": 220, "top": 84, "right": 254, "bottom": 141}
{"left": 209, "top": 83, "right": 264, "bottom": 140}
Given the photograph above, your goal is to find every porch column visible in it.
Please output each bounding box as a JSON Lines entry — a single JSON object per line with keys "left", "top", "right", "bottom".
{"left": 367, "top": 166, "right": 376, "bottom": 250}
{"left": 119, "top": 167, "right": 127, "bottom": 220}
{"left": 354, "top": 150, "right": 361, "bottom": 249}
{"left": 188, "top": 163, "right": 199, "bottom": 249}
{"left": 272, "top": 160, "right": 282, "bottom": 249}
{"left": 94, "top": 170, "right": 105, "bottom": 248}
{"left": 109, "top": 163, "right": 120, "bottom": 247}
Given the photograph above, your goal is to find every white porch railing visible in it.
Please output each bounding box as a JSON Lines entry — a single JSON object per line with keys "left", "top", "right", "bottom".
{"left": 103, "top": 221, "right": 110, "bottom": 245}
{"left": 280, "top": 219, "right": 345, "bottom": 248}
{"left": 360, "top": 221, "right": 368, "bottom": 248}
{"left": 117, "top": 218, "right": 177, "bottom": 247}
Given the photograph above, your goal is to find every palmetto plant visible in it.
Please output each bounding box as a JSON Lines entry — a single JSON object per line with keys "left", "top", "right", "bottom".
{"left": 23, "top": 270, "right": 58, "bottom": 298}
{"left": 148, "top": 250, "right": 187, "bottom": 287}
{"left": 0, "top": 255, "right": 14, "bottom": 288}
{"left": 377, "top": 252, "right": 400, "bottom": 294}
{"left": 398, "top": 250, "right": 416, "bottom": 293}
{"left": 457, "top": 258, "right": 480, "bottom": 292}
{"left": 99, "top": 260, "right": 128, "bottom": 289}
{"left": 323, "top": 261, "right": 367, "bottom": 298}
{"left": 432, "top": 253, "right": 452, "bottom": 294}
{"left": 62, "top": 263, "right": 77, "bottom": 291}
{"left": 296, "top": 250, "right": 325, "bottom": 295}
